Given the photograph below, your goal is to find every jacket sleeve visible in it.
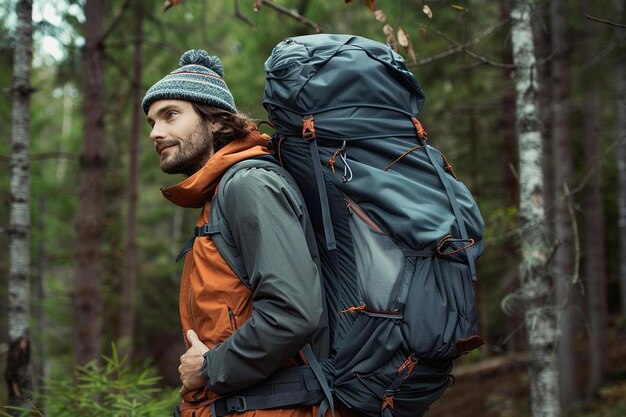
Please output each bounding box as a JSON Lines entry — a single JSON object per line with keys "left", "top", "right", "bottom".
{"left": 201, "top": 166, "right": 323, "bottom": 394}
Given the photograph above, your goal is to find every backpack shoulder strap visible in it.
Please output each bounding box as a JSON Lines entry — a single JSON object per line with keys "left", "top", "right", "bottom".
{"left": 198, "top": 157, "right": 333, "bottom": 415}
{"left": 174, "top": 156, "right": 278, "bottom": 272}
{"left": 207, "top": 156, "right": 280, "bottom": 287}
{"left": 189, "top": 155, "right": 299, "bottom": 289}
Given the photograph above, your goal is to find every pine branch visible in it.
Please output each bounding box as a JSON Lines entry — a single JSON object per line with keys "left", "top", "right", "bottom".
{"left": 410, "top": 19, "right": 553, "bottom": 69}
{"left": 235, "top": 0, "right": 255, "bottom": 28}
{"left": 257, "top": 0, "right": 321, "bottom": 33}
{"left": 425, "top": 22, "right": 516, "bottom": 69}
{"left": 584, "top": 13, "right": 626, "bottom": 28}
{"left": 486, "top": 134, "right": 624, "bottom": 246}
{"left": 102, "top": 0, "right": 133, "bottom": 42}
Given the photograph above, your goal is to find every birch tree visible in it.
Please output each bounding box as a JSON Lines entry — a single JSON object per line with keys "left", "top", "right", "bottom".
{"left": 5, "top": 0, "right": 33, "bottom": 413}
{"left": 510, "top": 1, "right": 560, "bottom": 416}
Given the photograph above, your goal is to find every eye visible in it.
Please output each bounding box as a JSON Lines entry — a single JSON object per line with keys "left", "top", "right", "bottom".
{"left": 166, "top": 110, "right": 178, "bottom": 119}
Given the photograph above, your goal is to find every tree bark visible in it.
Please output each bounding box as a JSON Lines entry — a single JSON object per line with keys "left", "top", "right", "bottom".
{"left": 531, "top": 2, "right": 552, "bottom": 234}
{"left": 550, "top": 0, "right": 579, "bottom": 408}
{"left": 34, "top": 195, "right": 47, "bottom": 405}
{"left": 510, "top": 1, "right": 561, "bottom": 417}
{"left": 501, "top": 0, "right": 523, "bottom": 353}
{"left": 5, "top": 0, "right": 33, "bottom": 414}
{"left": 582, "top": 0, "right": 608, "bottom": 397}
{"left": 119, "top": 0, "right": 143, "bottom": 357}
{"left": 73, "top": 0, "right": 106, "bottom": 366}
{"left": 614, "top": 0, "right": 626, "bottom": 323}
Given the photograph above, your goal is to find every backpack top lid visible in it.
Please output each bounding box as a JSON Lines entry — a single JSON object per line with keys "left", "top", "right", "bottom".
{"left": 263, "top": 34, "right": 425, "bottom": 140}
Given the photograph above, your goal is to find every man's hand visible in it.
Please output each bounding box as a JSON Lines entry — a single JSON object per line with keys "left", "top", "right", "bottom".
{"left": 179, "top": 329, "right": 210, "bottom": 393}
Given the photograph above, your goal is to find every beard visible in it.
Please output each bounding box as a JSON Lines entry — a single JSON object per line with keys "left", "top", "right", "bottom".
{"left": 160, "top": 123, "right": 214, "bottom": 176}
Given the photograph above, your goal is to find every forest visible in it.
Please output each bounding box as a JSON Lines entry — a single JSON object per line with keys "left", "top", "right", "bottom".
{"left": 1, "top": 0, "right": 625, "bottom": 416}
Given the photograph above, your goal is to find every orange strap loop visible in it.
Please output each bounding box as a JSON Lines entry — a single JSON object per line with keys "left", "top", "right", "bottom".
{"left": 437, "top": 235, "right": 475, "bottom": 256}
{"left": 398, "top": 355, "right": 417, "bottom": 377}
{"left": 302, "top": 115, "right": 316, "bottom": 141}
{"left": 411, "top": 117, "right": 427, "bottom": 140}
{"left": 382, "top": 395, "right": 394, "bottom": 413}
{"left": 340, "top": 305, "right": 366, "bottom": 314}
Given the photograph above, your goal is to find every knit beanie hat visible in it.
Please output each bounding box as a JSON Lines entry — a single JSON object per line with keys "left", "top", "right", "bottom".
{"left": 142, "top": 49, "right": 237, "bottom": 114}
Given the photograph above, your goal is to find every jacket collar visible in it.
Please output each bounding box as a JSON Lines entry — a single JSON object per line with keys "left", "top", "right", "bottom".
{"left": 160, "top": 128, "right": 271, "bottom": 208}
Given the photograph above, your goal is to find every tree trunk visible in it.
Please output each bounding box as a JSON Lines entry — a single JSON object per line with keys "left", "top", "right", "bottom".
{"left": 582, "top": 0, "right": 608, "bottom": 397}
{"left": 73, "top": 0, "right": 106, "bottom": 366}
{"left": 510, "top": 1, "right": 561, "bottom": 417}
{"left": 5, "top": 0, "right": 33, "bottom": 414}
{"left": 35, "top": 195, "right": 47, "bottom": 404}
{"left": 119, "top": 0, "right": 143, "bottom": 357}
{"left": 531, "top": 1, "right": 552, "bottom": 234}
{"left": 550, "top": 0, "right": 578, "bottom": 408}
{"left": 501, "top": 0, "right": 523, "bottom": 353}
{"left": 614, "top": 0, "right": 626, "bottom": 323}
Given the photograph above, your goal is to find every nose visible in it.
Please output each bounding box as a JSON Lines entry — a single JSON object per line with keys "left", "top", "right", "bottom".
{"left": 149, "top": 121, "right": 165, "bottom": 143}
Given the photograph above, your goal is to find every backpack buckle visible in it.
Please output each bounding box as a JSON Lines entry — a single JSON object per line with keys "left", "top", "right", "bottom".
{"left": 226, "top": 396, "right": 247, "bottom": 413}
{"left": 195, "top": 224, "right": 212, "bottom": 237}
{"left": 382, "top": 391, "right": 395, "bottom": 412}
{"left": 302, "top": 115, "right": 316, "bottom": 141}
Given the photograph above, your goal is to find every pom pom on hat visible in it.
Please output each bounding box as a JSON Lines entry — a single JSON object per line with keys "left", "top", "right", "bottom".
{"left": 142, "top": 49, "right": 237, "bottom": 114}
{"left": 179, "top": 49, "right": 225, "bottom": 78}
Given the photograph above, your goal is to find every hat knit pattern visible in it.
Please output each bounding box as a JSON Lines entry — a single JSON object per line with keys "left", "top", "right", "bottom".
{"left": 142, "top": 49, "right": 237, "bottom": 114}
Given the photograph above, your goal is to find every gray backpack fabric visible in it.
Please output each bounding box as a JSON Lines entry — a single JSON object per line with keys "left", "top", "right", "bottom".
{"left": 185, "top": 34, "right": 485, "bottom": 417}
{"left": 262, "top": 34, "right": 485, "bottom": 417}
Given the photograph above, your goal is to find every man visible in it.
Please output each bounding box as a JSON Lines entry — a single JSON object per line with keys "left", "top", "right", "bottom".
{"left": 142, "top": 50, "right": 332, "bottom": 417}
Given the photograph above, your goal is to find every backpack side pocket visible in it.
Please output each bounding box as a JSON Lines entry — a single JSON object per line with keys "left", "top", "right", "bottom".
{"left": 402, "top": 257, "right": 480, "bottom": 360}
{"left": 333, "top": 312, "right": 450, "bottom": 417}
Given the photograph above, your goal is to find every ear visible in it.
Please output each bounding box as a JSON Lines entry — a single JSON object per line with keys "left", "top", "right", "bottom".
{"left": 209, "top": 119, "right": 223, "bottom": 134}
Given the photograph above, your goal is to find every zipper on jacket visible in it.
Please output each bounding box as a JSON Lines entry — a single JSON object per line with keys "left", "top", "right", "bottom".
{"left": 188, "top": 287, "right": 196, "bottom": 334}
{"left": 228, "top": 307, "right": 238, "bottom": 330}
{"left": 344, "top": 195, "right": 385, "bottom": 234}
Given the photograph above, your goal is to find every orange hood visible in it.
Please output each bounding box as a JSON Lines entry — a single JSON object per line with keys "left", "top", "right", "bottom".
{"left": 160, "top": 128, "right": 271, "bottom": 208}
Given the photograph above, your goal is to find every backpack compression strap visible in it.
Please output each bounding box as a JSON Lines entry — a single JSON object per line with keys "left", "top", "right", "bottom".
{"left": 412, "top": 118, "right": 478, "bottom": 281}
{"left": 302, "top": 115, "right": 337, "bottom": 251}
{"left": 303, "top": 344, "right": 335, "bottom": 417}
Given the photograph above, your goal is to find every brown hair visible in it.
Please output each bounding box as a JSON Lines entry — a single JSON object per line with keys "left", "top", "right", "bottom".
{"left": 191, "top": 102, "right": 253, "bottom": 152}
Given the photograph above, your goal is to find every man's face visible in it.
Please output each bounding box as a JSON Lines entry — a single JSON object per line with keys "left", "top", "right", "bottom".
{"left": 146, "top": 99, "right": 220, "bottom": 176}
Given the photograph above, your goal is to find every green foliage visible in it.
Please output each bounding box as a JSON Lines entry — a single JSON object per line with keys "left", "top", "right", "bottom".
{"left": 2, "top": 346, "right": 178, "bottom": 417}
{"left": 571, "top": 382, "right": 626, "bottom": 417}
{"left": 484, "top": 205, "right": 519, "bottom": 243}
{"left": 457, "top": 344, "right": 486, "bottom": 365}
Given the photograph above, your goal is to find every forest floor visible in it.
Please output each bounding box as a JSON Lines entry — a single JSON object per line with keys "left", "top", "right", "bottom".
{"left": 428, "top": 324, "right": 626, "bottom": 417}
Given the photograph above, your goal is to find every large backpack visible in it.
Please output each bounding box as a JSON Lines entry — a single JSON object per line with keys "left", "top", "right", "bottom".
{"left": 190, "top": 34, "right": 485, "bottom": 417}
